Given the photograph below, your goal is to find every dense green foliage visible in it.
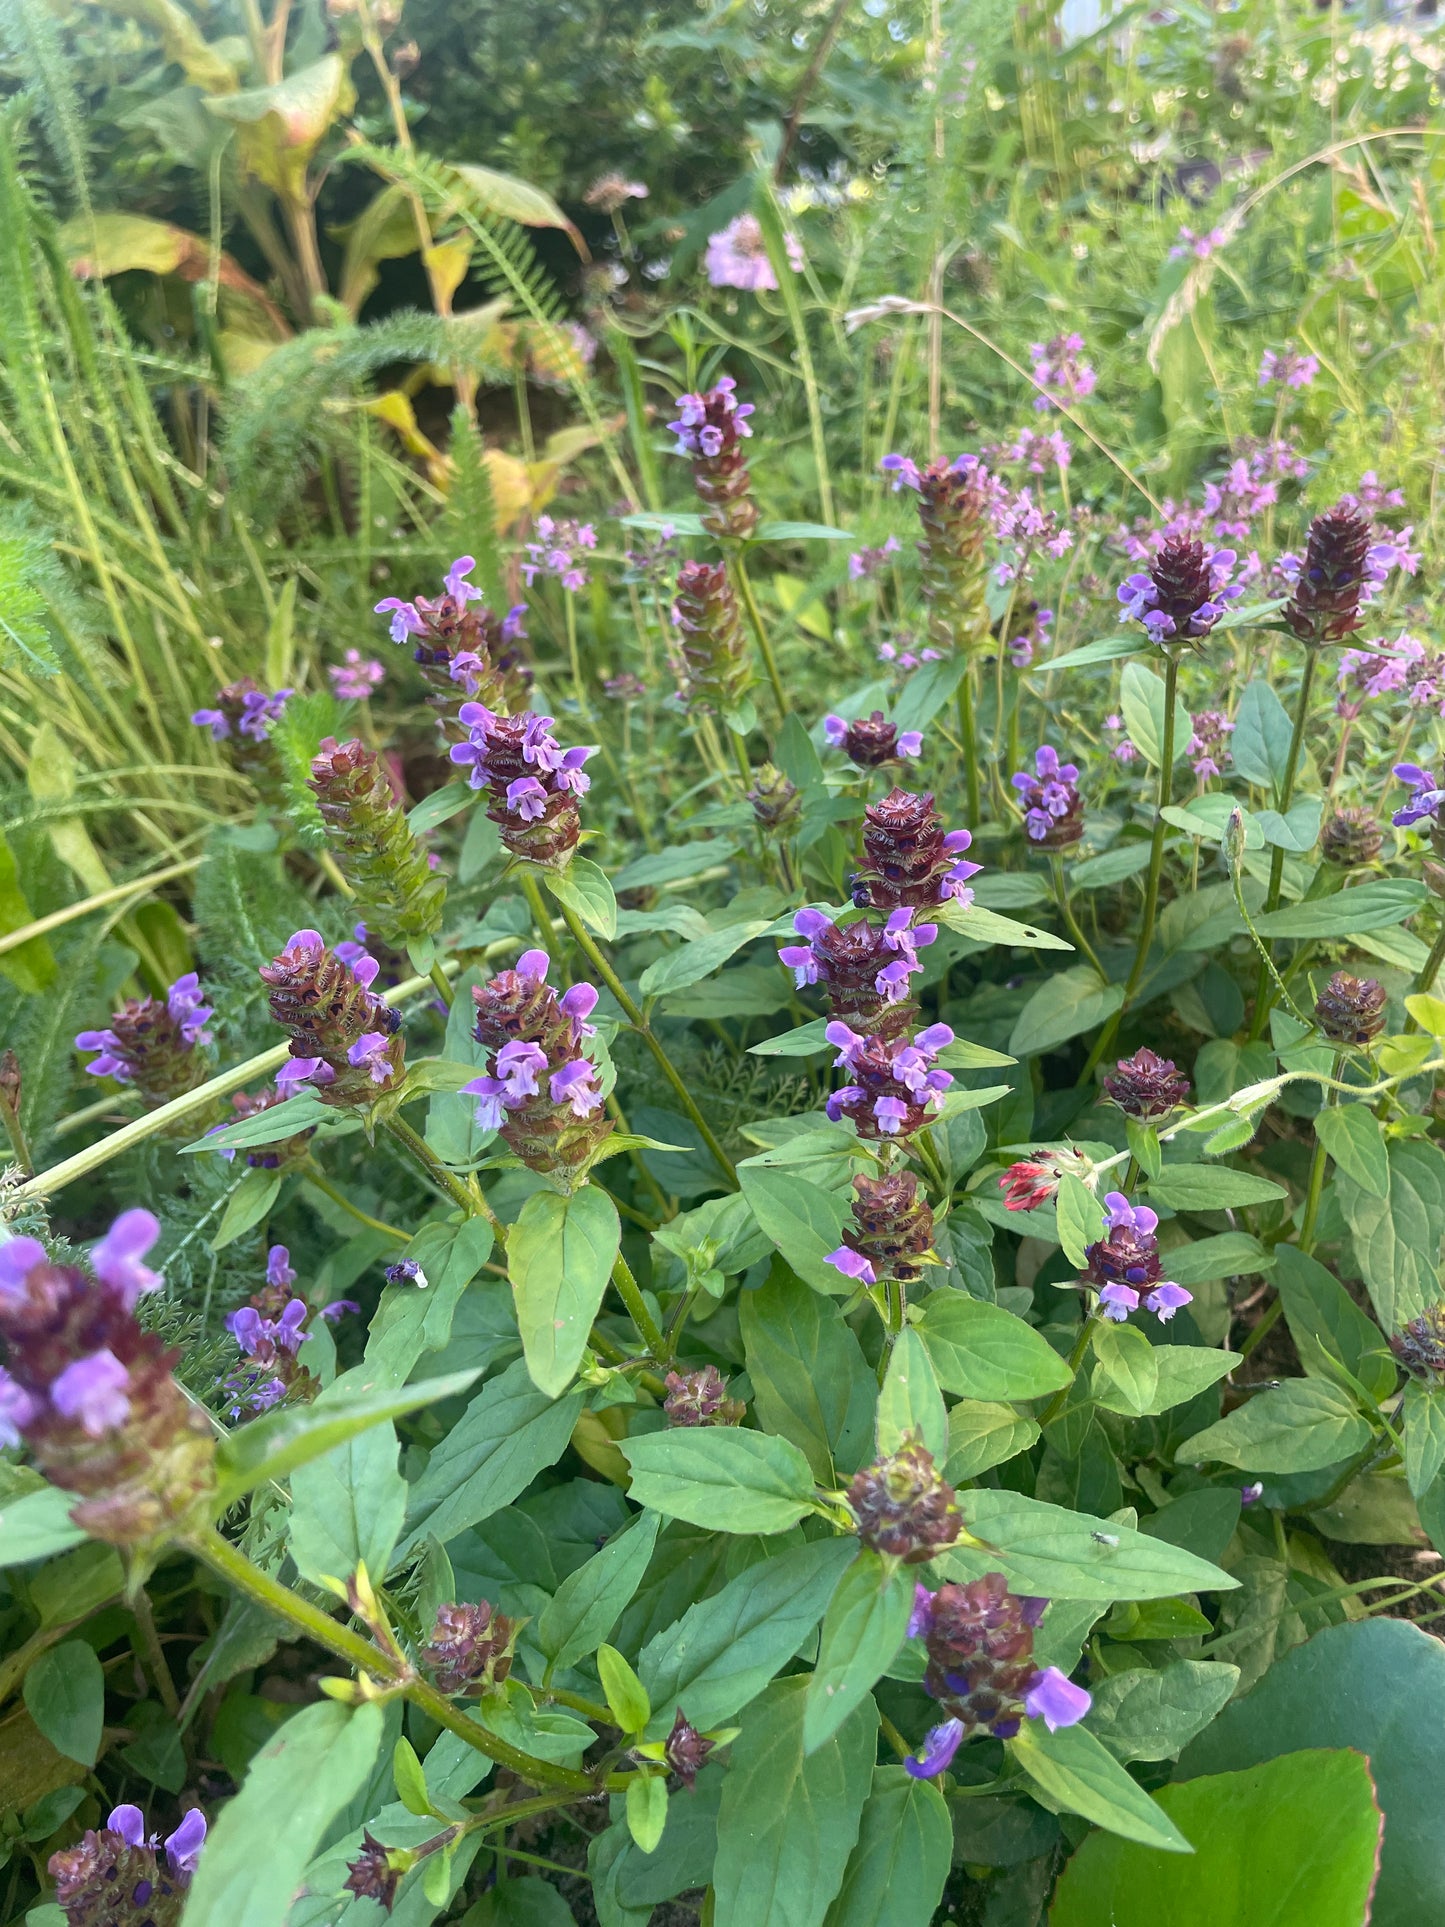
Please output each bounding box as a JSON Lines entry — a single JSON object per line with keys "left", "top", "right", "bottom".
{"left": 0, "top": 0, "right": 1444, "bottom": 1922}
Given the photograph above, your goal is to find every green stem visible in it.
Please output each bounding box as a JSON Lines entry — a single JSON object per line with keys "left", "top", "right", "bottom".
{"left": 385, "top": 1113, "right": 499, "bottom": 1236}
{"left": 551, "top": 898, "right": 739, "bottom": 1189}
{"left": 1406, "top": 922, "right": 1445, "bottom": 1032}
{"left": 187, "top": 1527, "right": 591, "bottom": 1790}
{"left": 1249, "top": 648, "right": 1320, "bottom": 1038}
{"left": 610, "top": 1247, "right": 667, "bottom": 1358}
{"left": 957, "top": 666, "right": 981, "bottom": 825}
{"left": 1049, "top": 853, "right": 1105, "bottom": 978}
{"left": 732, "top": 553, "right": 787, "bottom": 718}
{"left": 565, "top": 595, "right": 594, "bottom": 729}
{"left": 1038, "top": 1314, "right": 1097, "bottom": 1429}
{"left": 1298, "top": 1051, "right": 1345, "bottom": 1254}
{"left": 303, "top": 1164, "right": 409, "bottom": 1243}
{"left": 1079, "top": 651, "right": 1180, "bottom": 1081}
{"left": 428, "top": 961, "right": 455, "bottom": 1009}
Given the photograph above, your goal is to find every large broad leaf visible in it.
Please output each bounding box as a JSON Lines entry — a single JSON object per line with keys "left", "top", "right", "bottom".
{"left": 739, "top": 1160, "right": 853, "bottom": 1296}
{"left": 917, "top": 1294, "right": 1071, "bottom": 1402}
{"left": 620, "top": 1429, "right": 819, "bottom": 1534}
{"left": 1093, "top": 1342, "right": 1240, "bottom": 1420}
{"left": 182, "top": 1701, "right": 385, "bottom": 1926}
{"left": 804, "top": 1552, "right": 915, "bottom": 1753}
{"left": 395, "top": 1359, "right": 583, "bottom": 1561}
{"left": 364, "top": 1217, "right": 496, "bottom": 1389}
{"left": 1009, "top": 966, "right": 1123, "bottom": 1057}
{"left": 215, "top": 1369, "right": 479, "bottom": 1507}
{"left": 935, "top": 1491, "right": 1236, "bottom": 1602}
{"left": 937, "top": 901, "right": 1073, "bottom": 953}
{"left": 538, "top": 1511, "right": 661, "bottom": 1674}
{"left": 509, "top": 1187, "right": 620, "bottom": 1397}
{"left": 287, "top": 1401, "right": 406, "bottom": 1590}
{"left": 943, "top": 1401, "right": 1040, "bottom": 1481}
{"left": 1273, "top": 1244, "right": 1395, "bottom": 1404}
{"left": 543, "top": 857, "right": 617, "bottom": 939}
{"left": 1051, "top": 1748, "right": 1382, "bottom": 1925}
{"left": 712, "top": 1677, "right": 877, "bottom": 1927}
{"left": 1313, "top": 1102, "right": 1390, "bottom": 1199}
{"left": 1009, "top": 1721, "right": 1192, "bottom": 1852}
{"left": 1119, "top": 660, "right": 1192, "bottom": 769}
{"left": 1178, "top": 1379, "right": 1372, "bottom": 1474}
{"left": 1178, "top": 1617, "right": 1445, "bottom": 1927}
{"left": 875, "top": 1329, "right": 947, "bottom": 1460}
{"left": 1253, "top": 878, "right": 1426, "bottom": 939}
{"left": 1338, "top": 1138, "right": 1445, "bottom": 1332}
{"left": 447, "top": 162, "right": 584, "bottom": 244}
{"left": 740, "top": 1269, "right": 875, "bottom": 1483}
{"left": 1085, "top": 1660, "right": 1241, "bottom": 1763}
{"left": 23, "top": 1641, "right": 104, "bottom": 1766}
{"left": 638, "top": 1538, "right": 857, "bottom": 1739}
{"left": 206, "top": 57, "right": 352, "bottom": 199}
{"left": 1146, "top": 1165, "right": 1286, "bottom": 1210}
{"left": 0, "top": 1485, "right": 86, "bottom": 1569}
{"left": 820, "top": 1767, "right": 952, "bottom": 1927}
{"left": 1230, "top": 680, "right": 1295, "bottom": 791}
{"left": 639, "top": 919, "right": 772, "bottom": 1001}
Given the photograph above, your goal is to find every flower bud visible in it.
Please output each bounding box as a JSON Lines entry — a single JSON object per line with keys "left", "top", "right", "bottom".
{"left": 667, "top": 380, "right": 758, "bottom": 540}
{"left": 260, "top": 930, "right": 404, "bottom": 1106}
{"left": 1391, "top": 1304, "right": 1445, "bottom": 1378}
{"left": 75, "top": 973, "right": 213, "bottom": 1111}
{"left": 419, "top": 1600, "right": 518, "bottom": 1696}
{"left": 1102, "top": 1048, "right": 1190, "bottom": 1121}
{"left": 672, "top": 560, "right": 753, "bottom": 713}
{"left": 851, "top": 789, "right": 981, "bottom": 912}
{"left": 662, "top": 1708, "right": 714, "bottom": 1788}
{"left": 825, "top": 1171, "right": 935, "bottom": 1288}
{"left": 663, "top": 1365, "right": 745, "bottom": 1428}
{"left": 747, "top": 764, "right": 802, "bottom": 838}
{"left": 1010, "top": 745, "right": 1084, "bottom": 849}
{"left": 1320, "top": 806, "right": 1383, "bottom": 870}
{"left": 998, "top": 1148, "right": 1090, "bottom": 1211}
{"left": 447, "top": 707, "right": 596, "bottom": 869}
{"left": 0, "top": 1213, "right": 217, "bottom": 1551}
{"left": 823, "top": 711, "right": 923, "bottom": 769}
{"left": 848, "top": 1440, "right": 961, "bottom": 1563}
{"left": 343, "top": 1831, "right": 407, "bottom": 1912}
{"left": 1314, "top": 970, "right": 1387, "bottom": 1047}
{"left": 308, "top": 738, "right": 446, "bottom": 950}
{"left": 1283, "top": 503, "right": 1377, "bottom": 645}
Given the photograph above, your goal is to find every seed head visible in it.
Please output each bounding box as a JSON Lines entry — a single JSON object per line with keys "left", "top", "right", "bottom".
{"left": 1320, "top": 807, "right": 1383, "bottom": 870}
{"left": 1314, "top": 970, "right": 1387, "bottom": 1047}
{"left": 419, "top": 1600, "right": 518, "bottom": 1696}
{"left": 663, "top": 1365, "right": 745, "bottom": 1428}
{"left": 672, "top": 559, "right": 752, "bottom": 713}
{"left": 848, "top": 1440, "right": 961, "bottom": 1563}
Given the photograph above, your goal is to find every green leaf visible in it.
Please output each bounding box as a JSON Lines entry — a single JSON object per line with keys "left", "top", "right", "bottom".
{"left": 620, "top": 1428, "right": 819, "bottom": 1534}
{"left": 918, "top": 1294, "right": 1072, "bottom": 1402}
{"left": 393, "top": 1735, "right": 431, "bottom": 1817}
{"left": 1090, "top": 1322, "right": 1159, "bottom": 1418}
{"left": 598, "top": 1643, "right": 652, "bottom": 1735}
{"left": 1051, "top": 1749, "right": 1381, "bottom": 1925}
{"left": 820, "top": 1767, "right": 952, "bottom": 1927}
{"left": 1119, "top": 660, "right": 1192, "bottom": 770}
{"left": 639, "top": 1538, "right": 858, "bottom": 1738}
{"left": 1230, "top": 680, "right": 1295, "bottom": 791}
{"left": 364, "top": 1216, "right": 494, "bottom": 1387}
{"left": 210, "top": 1167, "right": 283, "bottom": 1251}
{"left": 1094, "top": 1344, "right": 1240, "bottom": 1418}
{"left": 1178, "top": 1379, "right": 1373, "bottom": 1473}
{"left": 1146, "top": 1166, "right": 1287, "bottom": 1210}
{"left": 755, "top": 520, "right": 855, "bottom": 542}
{"left": 182, "top": 1702, "right": 385, "bottom": 1927}
{"left": 215, "top": 1368, "right": 480, "bottom": 1507}
{"left": 1069, "top": 842, "right": 1155, "bottom": 890}
{"left": 612, "top": 838, "right": 738, "bottom": 891}
{"left": 1403, "top": 1380, "right": 1445, "bottom": 1500}
{"left": 287, "top": 1389, "right": 406, "bottom": 1590}
{"left": 1273, "top": 1244, "right": 1395, "bottom": 1404}
{"left": 740, "top": 1269, "right": 876, "bottom": 1484}
{"left": 1253, "top": 878, "right": 1426, "bottom": 939}
{"left": 713, "top": 1677, "right": 877, "bottom": 1927}
{"left": 185, "top": 1090, "right": 332, "bottom": 1155}
{"left": 1009, "top": 967, "right": 1124, "bottom": 1057}
{"left": 1253, "top": 797, "right": 1323, "bottom": 854}
{"left": 509, "top": 1187, "right": 620, "bottom": 1398}
{"left": 804, "top": 1552, "right": 915, "bottom": 1753}
{"left": 406, "top": 780, "right": 472, "bottom": 834}
{"left": 890, "top": 653, "right": 967, "bottom": 732}
{"left": 738, "top": 1160, "right": 852, "bottom": 1296}
{"left": 1046, "top": 634, "right": 1146, "bottom": 672}
{"left": 1086, "top": 1660, "right": 1241, "bottom": 1763}
{"left": 469, "top": 1875, "right": 576, "bottom": 1924}
{"left": 1338, "top": 1138, "right": 1445, "bottom": 1331}
{"left": 640, "top": 918, "right": 772, "bottom": 1001}
{"left": 1166, "top": 1233, "right": 1274, "bottom": 1285}
{"left": 937, "top": 900, "right": 1074, "bottom": 953}
{"left": 1313, "top": 1102, "right": 1389, "bottom": 1199}
{"left": 749, "top": 1017, "right": 834, "bottom": 1058}
{"left": 0, "top": 1485, "right": 86, "bottom": 1569}
{"left": 626, "top": 1773, "right": 669, "bottom": 1854}
{"left": 942, "top": 1400, "right": 1040, "bottom": 1481}
{"left": 935, "top": 1491, "right": 1236, "bottom": 1602}
{"left": 539, "top": 1511, "right": 661, "bottom": 1673}
{"left": 23, "top": 1640, "right": 104, "bottom": 1766}
{"left": 875, "top": 1329, "right": 947, "bottom": 1460}
{"left": 1010, "top": 1720, "right": 1192, "bottom": 1852}
{"left": 544, "top": 857, "right": 617, "bottom": 939}
{"left": 396, "top": 1357, "right": 583, "bottom": 1560}
{"left": 1056, "top": 1172, "right": 1106, "bottom": 1270}
{"left": 1178, "top": 1616, "right": 1445, "bottom": 1927}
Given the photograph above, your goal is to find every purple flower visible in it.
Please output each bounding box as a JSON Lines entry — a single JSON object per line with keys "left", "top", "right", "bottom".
{"left": 1023, "top": 1667, "right": 1091, "bottom": 1731}
{"left": 228, "top": 1298, "right": 309, "bottom": 1359}
{"left": 108, "top": 1806, "right": 147, "bottom": 1847}
{"left": 91, "top": 1209, "right": 162, "bottom": 1309}
{"left": 265, "top": 1246, "right": 295, "bottom": 1289}
{"left": 1259, "top": 347, "right": 1319, "bottom": 390}
{"left": 346, "top": 1031, "right": 396, "bottom": 1085}
{"left": 50, "top": 1348, "right": 131, "bottom": 1435}
{"left": 328, "top": 650, "right": 386, "bottom": 700}
{"left": 1104, "top": 1192, "right": 1156, "bottom": 1237}
{"left": 703, "top": 214, "right": 802, "bottom": 291}
{"left": 166, "top": 972, "right": 213, "bottom": 1048}
{"left": 824, "top": 1244, "right": 877, "bottom": 1285}
{"left": 190, "top": 707, "right": 228, "bottom": 739}
{"left": 907, "top": 1582, "right": 934, "bottom": 1639}
{"left": 550, "top": 1058, "right": 604, "bottom": 1117}
{"left": 1029, "top": 333, "right": 1095, "bottom": 411}
{"left": 1393, "top": 763, "right": 1445, "bottom": 830}
{"left": 462, "top": 1075, "right": 508, "bottom": 1132}
{"left": 1011, "top": 744, "right": 1084, "bottom": 847}
{"left": 495, "top": 1040, "right": 549, "bottom": 1101}
{"left": 904, "top": 1717, "right": 967, "bottom": 1780}
{"left": 849, "top": 536, "right": 901, "bottom": 581}
{"left": 521, "top": 516, "right": 597, "bottom": 593}
{"left": 164, "top": 1809, "right": 208, "bottom": 1875}
{"left": 505, "top": 776, "right": 549, "bottom": 820}
{"left": 1116, "top": 540, "right": 1245, "bottom": 643}
{"left": 74, "top": 1027, "right": 129, "bottom": 1081}
{"left": 1169, "top": 224, "right": 1226, "bottom": 260}
{"left": 667, "top": 376, "right": 755, "bottom": 459}
{"left": 0, "top": 1367, "right": 40, "bottom": 1448}
{"left": 1099, "top": 1283, "right": 1141, "bottom": 1322}
{"left": 559, "top": 981, "right": 600, "bottom": 1041}
{"left": 1241, "top": 1481, "right": 1264, "bottom": 1505}
{"left": 1145, "top": 1282, "right": 1192, "bottom": 1321}
{"left": 386, "top": 1258, "right": 429, "bottom": 1288}
{"left": 0, "top": 1235, "right": 46, "bottom": 1304}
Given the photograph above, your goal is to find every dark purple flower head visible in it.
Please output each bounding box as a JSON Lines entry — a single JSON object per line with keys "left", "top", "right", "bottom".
{"left": 375, "top": 557, "right": 531, "bottom": 713}
{"left": 662, "top": 1708, "right": 715, "bottom": 1788}
{"left": 667, "top": 379, "right": 757, "bottom": 538}
{"left": 824, "top": 1019, "right": 954, "bottom": 1139}
{"left": 1319, "top": 807, "right": 1383, "bottom": 871}
{"left": 465, "top": 951, "right": 611, "bottom": 1180}
{"left": 824, "top": 711, "right": 923, "bottom": 768}
{"left": 448, "top": 707, "right": 597, "bottom": 869}
{"left": 825, "top": 1170, "right": 935, "bottom": 1288}
{"left": 385, "top": 1257, "right": 429, "bottom": 1288}
{"left": 1391, "top": 1303, "right": 1445, "bottom": 1379}
{"left": 76, "top": 972, "right": 213, "bottom": 1108}
{"left": 663, "top": 1365, "right": 745, "bottom": 1427}
{"left": 1102, "top": 1048, "right": 1190, "bottom": 1121}
{"left": 851, "top": 789, "right": 981, "bottom": 913}
{"left": 343, "top": 1831, "right": 406, "bottom": 1913}
{"left": 420, "top": 1599, "right": 518, "bottom": 1696}
{"left": 1011, "top": 744, "right": 1084, "bottom": 848}
{"left": 779, "top": 906, "right": 938, "bottom": 1036}
{"left": 1314, "top": 971, "right": 1387, "bottom": 1048}
{"left": 1117, "top": 536, "right": 1244, "bottom": 643}
{"left": 51, "top": 1803, "right": 207, "bottom": 1921}
{"left": 1084, "top": 1192, "right": 1191, "bottom": 1323}
{"left": 848, "top": 1440, "right": 961, "bottom": 1563}
{"left": 261, "top": 928, "right": 403, "bottom": 1107}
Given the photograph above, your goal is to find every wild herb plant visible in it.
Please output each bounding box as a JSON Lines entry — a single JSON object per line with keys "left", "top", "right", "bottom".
{"left": 1, "top": 2, "right": 1445, "bottom": 1924}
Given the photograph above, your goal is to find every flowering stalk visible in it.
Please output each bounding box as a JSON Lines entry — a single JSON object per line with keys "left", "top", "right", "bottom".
{"left": 730, "top": 551, "right": 787, "bottom": 718}
{"left": 309, "top": 738, "right": 447, "bottom": 953}
{"left": 76, "top": 973, "right": 214, "bottom": 1112}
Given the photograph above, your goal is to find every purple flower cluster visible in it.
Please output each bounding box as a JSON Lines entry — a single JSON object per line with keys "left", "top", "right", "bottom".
{"left": 668, "top": 376, "right": 755, "bottom": 459}
{"left": 880, "top": 450, "right": 993, "bottom": 499}
{"left": 1104, "top": 713, "right": 1138, "bottom": 764}
{"left": 1007, "top": 605, "right": 1052, "bottom": 670}
{"left": 990, "top": 485, "right": 1073, "bottom": 573}
{"left": 823, "top": 711, "right": 923, "bottom": 766}
{"left": 50, "top": 1801, "right": 206, "bottom": 1919}
{"left": 328, "top": 650, "right": 386, "bottom": 700}
{"left": 1392, "top": 763, "right": 1445, "bottom": 834}
{"left": 376, "top": 554, "right": 482, "bottom": 644}
{"left": 260, "top": 928, "right": 404, "bottom": 1103}
{"left": 1342, "top": 471, "right": 1407, "bottom": 515}
{"left": 192, "top": 683, "right": 290, "bottom": 742}
{"left": 849, "top": 535, "right": 901, "bottom": 581}
{"left": 780, "top": 906, "right": 937, "bottom": 1013}
{"left": 823, "top": 1018, "right": 954, "bottom": 1138}
{"left": 1029, "top": 332, "right": 1096, "bottom": 411}
{"left": 1188, "top": 709, "right": 1234, "bottom": 780}
{"left": 703, "top": 213, "right": 802, "bottom": 291}
{"left": 1170, "top": 224, "right": 1226, "bottom": 260}
{"left": 1259, "top": 346, "right": 1319, "bottom": 390}
{"left": 877, "top": 638, "right": 942, "bottom": 671}
{"left": 465, "top": 949, "right": 611, "bottom": 1179}
{"left": 985, "top": 426, "right": 1071, "bottom": 474}
{"left": 448, "top": 706, "right": 595, "bottom": 823}
{"left": 1011, "top": 745, "right": 1083, "bottom": 847}
{"left": 221, "top": 1247, "right": 355, "bottom": 1418}
{"left": 1117, "top": 540, "right": 1245, "bottom": 642}
{"left": 76, "top": 972, "right": 212, "bottom": 1086}
{"left": 522, "top": 515, "right": 598, "bottom": 594}
{"left": 1086, "top": 1193, "right": 1191, "bottom": 1323}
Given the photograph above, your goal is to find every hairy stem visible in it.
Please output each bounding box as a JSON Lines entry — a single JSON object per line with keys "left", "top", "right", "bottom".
{"left": 609, "top": 1248, "right": 667, "bottom": 1359}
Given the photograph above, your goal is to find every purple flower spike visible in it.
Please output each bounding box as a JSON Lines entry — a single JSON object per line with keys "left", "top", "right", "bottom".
{"left": 165, "top": 1809, "right": 208, "bottom": 1875}
{"left": 824, "top": 1244, "right": 877, "bottom": 1285}
{"left": 1024, "top": 1667, "right": 1091, "bottom": 1732}
{"left": 51, "top": 1348, "right": 131, "bottom": 1436}
{"left": 904, "top": 1717, "right": 967, "bottom": 1779}
{"left": 91, "top": 1209, "right": 162, "bottom": 1309}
